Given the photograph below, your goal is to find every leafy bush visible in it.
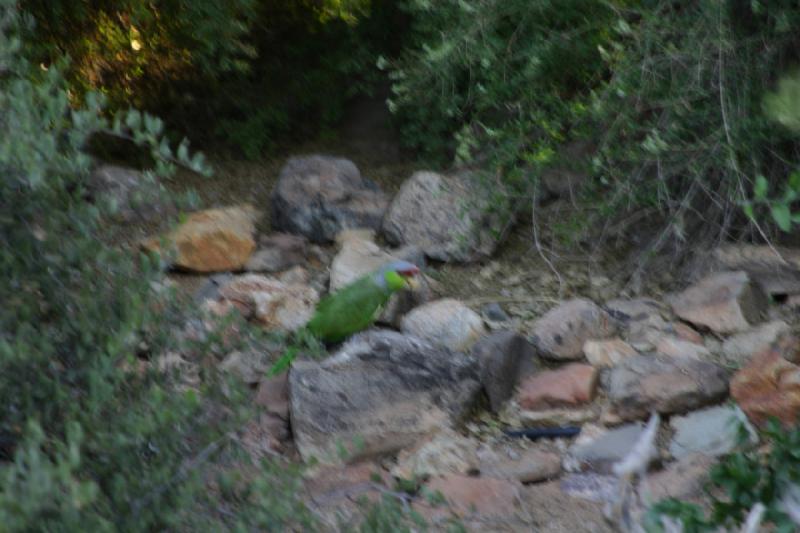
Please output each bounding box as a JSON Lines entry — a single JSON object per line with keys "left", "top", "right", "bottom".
{"left": 21, "top": 0, "right": 400, "bottom": 157}
{"left": 388, "top": 1, "right": 800, "bottom": 263}
{"left": 386, "top": 0, "right": 615, "bottom": 170}
{"left": 645, "top": 419, "right": 800, "bottom": 532}
{"left": 0, "top": 2, "right": 318, "bottom": 529}
{"left": 587, "top": 1, "right": 800, "bottom": 255}
{"left": 22, "top": 0, "right": 258, "bottom": 108}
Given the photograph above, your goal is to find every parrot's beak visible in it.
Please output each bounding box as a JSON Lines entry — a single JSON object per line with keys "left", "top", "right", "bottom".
{"left": 404, "top": 274, "right": 421, "bottom": 291}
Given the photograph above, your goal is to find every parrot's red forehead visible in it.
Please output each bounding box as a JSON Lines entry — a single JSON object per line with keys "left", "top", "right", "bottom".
{"left": 397, "top": 265, "right": 420, "bottom": 276}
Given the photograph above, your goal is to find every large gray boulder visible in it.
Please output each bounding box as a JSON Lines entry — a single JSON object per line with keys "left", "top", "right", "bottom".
{"left": 606, "top": 355, "right": 729, "bottom": 421}
{"left": 271, "top": 155, "right": 388, "bottom": 243}
{"left": 382, "top": 171, "right": 510, "bottom": 262}
{"left": 89, "top": 164, "right": 169, "bottom": 222}
{"left": 289, "top": 330, "right": 481, "bottom": 463}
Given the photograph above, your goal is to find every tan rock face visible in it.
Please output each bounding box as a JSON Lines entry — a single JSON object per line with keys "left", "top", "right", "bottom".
{"left": 478, "top": 446, "right": 562, "bottom": 483}
{"left": 143, "top": 205, "right": 258, "bottom": 272}
{"left": 392, "top": 428, "right": 479, "bottom": 479}
{"left": 531, "top": 299, "right": 615, "bottom": 360}
{"left": 254, "top": 373, "right": 290, "bottom": 420}
{"left": 204, "top": 274, "right": 318, "bottom": 333}
{"left": 722, "top": 320, "right": 791, "bottom": 367}
{"left": 731, "top": 336, "right": 800, "bottom": 427}
{"left": 583, "top": 338, "right": 637, "bottom": 368}
{"left": 329, "top": 234, "right": 393, "bottom": 290}
{"left": 516, "top": 364, "right": 598, "bottom": 410}
{"left": 668, "top": 271, "right": 768, "bottom": 334}
{"left": 648, "top": 453, "right": 717, "bottom": 502}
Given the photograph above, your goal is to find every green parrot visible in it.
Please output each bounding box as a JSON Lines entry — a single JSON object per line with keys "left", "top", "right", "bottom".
{"left": 268, "top": 260, "right": 421, "bottom": 375}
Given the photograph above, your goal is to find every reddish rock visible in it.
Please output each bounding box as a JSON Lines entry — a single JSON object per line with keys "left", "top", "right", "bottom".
{"left": 731, "top": 336, "right": 800, "bottom": 427}
{"left": 531, "top": 299, "right": 616, "bottom": 360}
{"left": 517, "top": 364, "right": 598, "bottom": 410}
{"left": 668, "top": 322, "right": 705, "bottom": 345}
{"left": 655, "top": 336, "right": 711, "bottom": 360}
{"left": 667, "top": 271, "right": 768, "bottom": 334}
{"left": 583, "top": 338, "right": 637, "bottom": 368}
{"left": 421, "top": 474, "right": 522, "bottom": 518}
{"left": 143, "top": 205, "right": 258, "bottom": 272}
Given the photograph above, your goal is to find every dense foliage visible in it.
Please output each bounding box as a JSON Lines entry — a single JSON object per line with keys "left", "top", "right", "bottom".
{"left": 388, "top": 0, "right": 800, "bottom": 252}
{"left": 0, "top": 3, "right": 315, "bottom": 529}
{"left": 589, "top": 1, "right": 800, "bottom": 252}
{"left": 386, "top": 0, "right": 615, "bottom": 169}
{"left": 22, "top": 0, "right": 402, "bottom": 157}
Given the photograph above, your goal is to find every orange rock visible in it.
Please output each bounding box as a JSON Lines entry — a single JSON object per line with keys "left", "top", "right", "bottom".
{"left": 517, "top": 364, "right": 598, "bottom": 410}
{"left": 143, "top": 205, "right": 258, "bottom": 272}
{"left": 731, "top": 336, "right": 800, "bottom": 427}
{"left": 583, "top": 338, "right": 637, "bottom": 368}
{"left": 421, "top": 474, "right": 521, "bottom": 518}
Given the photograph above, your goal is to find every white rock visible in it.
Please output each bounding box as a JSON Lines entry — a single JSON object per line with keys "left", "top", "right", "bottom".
{"left": 401, "top": 298, "right": 486, "bottom": 352}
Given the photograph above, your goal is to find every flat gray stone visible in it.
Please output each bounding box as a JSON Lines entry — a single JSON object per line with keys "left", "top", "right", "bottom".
{"left": 565, "top": 423, "right": 648, "bottom": 474}
{"left": 669, "top": 405, "right": 752, "bottom": 459}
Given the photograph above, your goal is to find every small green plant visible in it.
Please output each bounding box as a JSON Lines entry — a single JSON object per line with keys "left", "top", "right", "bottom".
{"left": 645, "top": 419, "right": 800, "bottom": 532}
{"left": 743, "top": 172, "right": 800, "bottom": 232}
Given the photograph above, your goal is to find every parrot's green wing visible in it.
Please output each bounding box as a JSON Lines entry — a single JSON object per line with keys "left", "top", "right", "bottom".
{"left": 306, "top": 274, "right": 393, "bottom": 343}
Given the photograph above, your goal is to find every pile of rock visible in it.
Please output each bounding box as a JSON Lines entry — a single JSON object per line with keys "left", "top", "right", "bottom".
{"left": 128, "top": 154, "right": 800, "bottom": 530}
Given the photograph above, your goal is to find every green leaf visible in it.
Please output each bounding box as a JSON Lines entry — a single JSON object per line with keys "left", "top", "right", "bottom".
{"left": 789, "top": 170, "right": 800, "bottom": 191}
{"left": 754, "top": 175, "right": 769, "bottom": 199}
{"left": 771, "top": 203, "right": 792, "bottom": 232}
{"left": 742, "top": 202, "right": 755, "bottom": 220}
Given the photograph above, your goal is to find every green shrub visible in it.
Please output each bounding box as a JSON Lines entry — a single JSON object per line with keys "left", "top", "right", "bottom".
{"left": 20, "top": 0, "right": 400, "bottom": 157}
{"left": 386, "top": 0, "right": 615, "bottom": 170}
{"left": 388, "top": 1, "right": 800, "bottom": 255}
{"left": 0, "top": 2, "right": 317, "bottom": 529}
{"left": 645, "top": 419, "right": 800, "bottom": 532}
{"left": 587, "top": 1, "right": 800, "bottom": 252}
